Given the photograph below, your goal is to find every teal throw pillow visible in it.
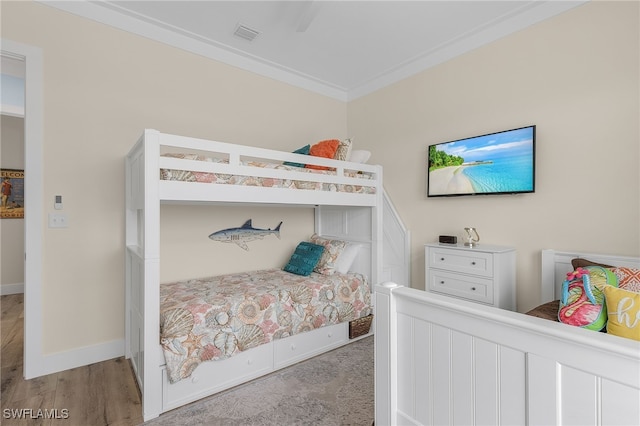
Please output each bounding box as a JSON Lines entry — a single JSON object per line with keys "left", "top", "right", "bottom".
{"left": 283, "top": 242, "right": 324, "bottom": 276}
{"left": 283, "top": 145, "right": 310, "bottom": 168}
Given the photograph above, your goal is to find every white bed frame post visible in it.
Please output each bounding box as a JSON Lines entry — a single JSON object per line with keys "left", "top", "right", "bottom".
{"left": 125, "top": 129, "right": 163, "bottom": 420}
{"left": 374, "top": 282, "right": 399, "bottom": 425}
{"left": 141, "top": 130, "right": 162, "bottom": 419}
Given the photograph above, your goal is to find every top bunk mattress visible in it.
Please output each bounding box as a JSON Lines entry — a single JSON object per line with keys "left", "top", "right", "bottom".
{"left": 160, "top": 153, "right": 377, "bottom": 195}
{"left": 160, "top": 268, "right": 372, "bottom": 383}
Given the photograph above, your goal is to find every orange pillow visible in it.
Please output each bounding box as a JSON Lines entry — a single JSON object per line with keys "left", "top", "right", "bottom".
{"left": 306, "top": 139, "right": 340, "bottom": 170}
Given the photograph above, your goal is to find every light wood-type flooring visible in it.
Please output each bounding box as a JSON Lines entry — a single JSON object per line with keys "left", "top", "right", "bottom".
{"left": 1, "top": 293, "right": 143, "bottom": 425}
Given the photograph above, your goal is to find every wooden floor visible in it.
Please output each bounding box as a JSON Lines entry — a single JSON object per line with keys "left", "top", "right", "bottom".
{"left": 1, "top": 294, "right": 143, "bottom": 425}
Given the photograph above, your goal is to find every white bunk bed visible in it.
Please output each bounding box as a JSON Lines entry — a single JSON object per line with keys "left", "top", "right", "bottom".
{"left": 125, "top": 129, "right": 385, "bottom": 421}
{"left": 375, "top": 249, "right": 640, "bottom": 426}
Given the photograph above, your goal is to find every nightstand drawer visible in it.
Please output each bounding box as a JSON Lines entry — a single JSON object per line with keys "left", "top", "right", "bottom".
{"left": 428, "top": 247, "right": 493, "bottom": 277}
{"left": 428, "top": 269, "right": 493, "bottom": 304}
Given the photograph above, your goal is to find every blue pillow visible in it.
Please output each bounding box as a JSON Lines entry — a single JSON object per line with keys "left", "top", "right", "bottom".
{"left": 283, "top": 242, "right": 324, "bottom": 276}
{"left": 283, "top": 145, "right": 310, "bottom": 168}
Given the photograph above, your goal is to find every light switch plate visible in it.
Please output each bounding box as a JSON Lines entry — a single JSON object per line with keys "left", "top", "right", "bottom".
{"left": 48, "top": 213, "right": 68, "bottom": 228}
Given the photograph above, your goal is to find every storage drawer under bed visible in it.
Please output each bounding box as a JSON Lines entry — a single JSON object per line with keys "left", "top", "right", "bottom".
{"left": 161, "top": 321, "right": 355, "bottom": 412}
{"left": 273, "top": 322, "right": 348, "bottom": 369}
{"left": 162, "top": 343, "right": 273, "bottom": 411}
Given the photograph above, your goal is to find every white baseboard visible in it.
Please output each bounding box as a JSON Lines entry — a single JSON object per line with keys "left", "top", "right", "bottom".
{"left": 1, "top": 283, "right": 24, "bottom": 295}
{"left": 26, "top": 339, "right": 125, "bottom": 379}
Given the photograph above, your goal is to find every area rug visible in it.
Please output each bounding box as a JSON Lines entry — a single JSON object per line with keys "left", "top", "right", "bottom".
{"left": 144, "top": 336, "right": 373, "bottom": 426}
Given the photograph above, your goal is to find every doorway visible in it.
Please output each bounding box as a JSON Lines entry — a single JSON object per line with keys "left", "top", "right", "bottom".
{"left": 1, "top": 55, "right": 25, "bottom": 294}
{"left": 1, "top": 40, "right": 44, "bottom": 379}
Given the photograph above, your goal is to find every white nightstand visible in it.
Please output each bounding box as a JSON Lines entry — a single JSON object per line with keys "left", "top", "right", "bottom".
{"left": 425, "top": 243, "right": 516, "bottom": 311}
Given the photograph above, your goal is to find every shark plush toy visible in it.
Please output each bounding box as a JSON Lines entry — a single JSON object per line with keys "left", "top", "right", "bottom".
{"left": 208, "top": 219, "right": 282, "bottom": 251}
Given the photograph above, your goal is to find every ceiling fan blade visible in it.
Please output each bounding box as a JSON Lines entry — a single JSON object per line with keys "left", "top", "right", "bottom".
{"left": 295, "top": 1, "right": 321, "bottom": 32}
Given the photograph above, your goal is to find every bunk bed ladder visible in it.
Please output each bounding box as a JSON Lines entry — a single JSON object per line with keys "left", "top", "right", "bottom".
{"left": 314, "top": 189, "right": 409, "bottom": 287}
{"left": 382, "top": 189, "right": 410, "bottom": 287}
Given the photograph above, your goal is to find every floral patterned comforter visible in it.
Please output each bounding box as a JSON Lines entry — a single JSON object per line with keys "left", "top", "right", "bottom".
{"left": 160, "top": 268, "right": 372, "bottom": 383}
{"left": 160, "top": 153, "right": 377, "bottom": 194}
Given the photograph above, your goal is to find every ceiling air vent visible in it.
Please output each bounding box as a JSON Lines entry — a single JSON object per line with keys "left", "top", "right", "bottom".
{"left": 233, "top": 24, "right": 260, "bottom": 42}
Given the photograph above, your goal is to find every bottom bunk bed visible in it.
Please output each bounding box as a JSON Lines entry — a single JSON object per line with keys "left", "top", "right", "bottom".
{"left": 160, "top": 267, "right": 372, "bottom": 385}
{"left": 128, "top": 231, "right": 378, "bottom": 420}
{"left": 125, "top": 130, "right": 413, "bottom": 420}
{"left": 375, "top": 249, "right": 640, "bottom": 426}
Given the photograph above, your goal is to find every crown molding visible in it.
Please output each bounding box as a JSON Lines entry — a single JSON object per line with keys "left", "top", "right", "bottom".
{"left": 38, "top": 1, "right": 588, "bottom": 103}
{"left": 38, "top": 1, "right": 349, "bottom": 101}
{"left": 348, "top": 1, "right": 588, "bottom": 100}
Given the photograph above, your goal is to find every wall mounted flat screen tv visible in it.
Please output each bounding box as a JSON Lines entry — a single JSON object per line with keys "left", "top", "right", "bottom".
{"left": 427, "top": 125, "right": 535, "bottom": 197}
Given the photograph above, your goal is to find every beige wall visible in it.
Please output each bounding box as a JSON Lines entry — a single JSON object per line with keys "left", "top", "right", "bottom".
{"left": 348, "top": 1, "right": 640, "bottom": 311}
{"left": 2, "top": 0, "right": 638, "bottom": 359}
{"left": 2, "top": 1, "right": 345, "bottom": 355}
{"left": 1, "top": 115, "right": 25, "bottom": 290}
{"left": 160, "top": 205, "right": 314, "bottom": 284}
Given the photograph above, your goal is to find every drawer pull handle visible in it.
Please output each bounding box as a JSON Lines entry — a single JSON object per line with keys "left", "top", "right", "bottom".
{"left": 440, "top": 280, "right": 445, "bottom": 284}
{"left": 327, "top": 333, "right": 332, "bottom": 338}
{"left": 440, "top": 257, "right": 445, "bottom": 261}
{"left": 471, "top": 287, "right": 476, "bottom": 291}
{"left": 290, "top": 344, "right": 296, "bottom": 351}
{"left": 471, "top": 261, "right": 476, "bottom": 265}
{"left": 247, "top": 359, "right": 253, "bottom": 365}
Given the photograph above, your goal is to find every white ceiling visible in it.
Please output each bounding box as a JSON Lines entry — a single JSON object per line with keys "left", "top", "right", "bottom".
{"left": 1, "top": 55, "right": 26, "bottom": 117}
{"left": 41, "top": 0, "right": 587, "bottom": 101}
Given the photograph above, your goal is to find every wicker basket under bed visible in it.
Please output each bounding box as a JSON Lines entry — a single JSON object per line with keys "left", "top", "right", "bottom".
{"left": 349, "top": 314, "right": 373, "bottom": 339}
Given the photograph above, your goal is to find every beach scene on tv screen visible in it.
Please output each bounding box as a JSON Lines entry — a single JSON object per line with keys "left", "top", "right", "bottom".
{"left": 428, "top": 127, "right": 534, "bottom": 196}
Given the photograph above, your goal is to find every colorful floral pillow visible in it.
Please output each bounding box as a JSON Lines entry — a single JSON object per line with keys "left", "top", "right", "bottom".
{"left": 612, "top": 267, "right": 640, "bottom": 292}
{"left": 309, "top": 233, "right": 347, "bottom": 275}
{"left": 603, "top": 285, "right": 640, "bottom": 341}
{"left": 334, "top": 138, "right": 353, "bottom": 162}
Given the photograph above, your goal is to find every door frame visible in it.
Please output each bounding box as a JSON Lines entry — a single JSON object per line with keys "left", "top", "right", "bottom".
{"left": 1, "top": 39, "right": 44, "bottom": 379}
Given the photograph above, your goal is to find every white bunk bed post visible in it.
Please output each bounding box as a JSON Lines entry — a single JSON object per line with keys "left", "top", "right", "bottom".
{"left": 141, "top": 130, "right": 163, "bottom": 420}
{"left": 125, "top": 136, "right": 145, "bottom": 371}
{"left": 125, "top": 129, "right": 163, "bottom": 420}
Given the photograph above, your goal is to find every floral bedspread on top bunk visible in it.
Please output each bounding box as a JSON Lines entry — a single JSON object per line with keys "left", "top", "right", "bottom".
{"left": 160, "top": 268, "right": 372, "bottom": 383}
{"left": 160, "top": 153, "right": 376, "bottom": 194}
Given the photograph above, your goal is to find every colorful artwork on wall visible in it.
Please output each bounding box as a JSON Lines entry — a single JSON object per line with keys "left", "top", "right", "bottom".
{"left": 1, "top": 169, "right": 24, "bottom": 219}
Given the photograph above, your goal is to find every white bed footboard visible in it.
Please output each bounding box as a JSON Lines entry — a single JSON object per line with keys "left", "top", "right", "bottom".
{"left": 375, "top": 283, "right": 640, "bottom": 425}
